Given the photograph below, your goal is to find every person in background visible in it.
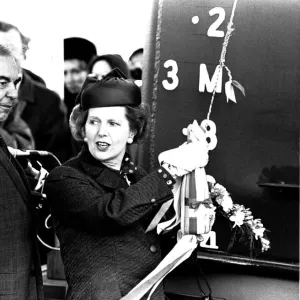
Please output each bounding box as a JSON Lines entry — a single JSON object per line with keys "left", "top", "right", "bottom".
{"left": 128, "top": 47, "right": 143, "bottom": 86}
{"left": 0, "top": 21, "right": 69, "bottom": 164}
{"left": 45, "top": 68, "right": 207, "bottom": 299}
{"left": 0, "top": 22, "right": 46, "bottom": 86}
{"left": 88, "top": 53, "right": 130, "bottom": 79}
{"left": 0, "top": 43, "right": 43, "bottom": 300}
{"left": 64, "top": 37, "right": 97, "bottom": 119}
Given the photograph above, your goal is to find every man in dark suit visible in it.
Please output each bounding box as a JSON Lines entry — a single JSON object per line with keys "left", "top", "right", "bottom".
{"left": 0, "top": 44, "right": 44, "bottom": 299}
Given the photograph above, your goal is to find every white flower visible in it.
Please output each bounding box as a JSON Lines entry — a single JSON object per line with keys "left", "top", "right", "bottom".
{"left": 260, "top": 237, "right": 271, "bottom": 252}
{"left": 229, "top": 209, "right": 245, "bottom": 227}
{"left": 253, "top": 227, "right": 266, "bottom": 240}
{"left": 209, "top": 180, "right": 270, "bottom": 252}
{"left": 252, "top": 218, "right": 262, "bottom": 225}
{"left": 221, "top": 193, "right": 233, "bottom": 212}
{"left": 206, "top": 175, "right": 216, "bottom": 184}
{"left": 213, "top": 183, "right": 226, "bottom": 194}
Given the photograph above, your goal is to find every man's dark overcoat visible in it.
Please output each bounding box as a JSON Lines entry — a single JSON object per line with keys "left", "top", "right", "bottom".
{"left": 0, "top": 136, "right": 43, "bottom": 299}
{"left": 19, "top": 71, "right": 69, "bottom": 163}
{"left": 45, "top": 145, "right": 175, "bottom": 300}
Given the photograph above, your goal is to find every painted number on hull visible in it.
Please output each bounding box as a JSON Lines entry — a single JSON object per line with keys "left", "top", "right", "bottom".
{"left": 162, "top": 59, "right": 179, "bottom": 90}
{"left": 200, "top": 231, "right": 219, "bottom": 249}
{"left": 207, "top": 7, "right": 225, "bottom": 38}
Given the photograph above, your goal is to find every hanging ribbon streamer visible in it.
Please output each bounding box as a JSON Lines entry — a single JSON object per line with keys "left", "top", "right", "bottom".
{"left": 123, "top": 120, "right": 215, "bottom": 300}
{"left": 207, "top": 0, "right": 245, "bottom": 120}
{"left": 120, "top": 235, "right": 198, "bottom": 300}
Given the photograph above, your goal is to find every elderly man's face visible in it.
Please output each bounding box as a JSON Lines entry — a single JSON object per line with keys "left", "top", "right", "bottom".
{"left": 0, "top": 55, "right": 20, "bottom": 122}
{"left": 64, "top": 59, "right": 88, "bottom": 94}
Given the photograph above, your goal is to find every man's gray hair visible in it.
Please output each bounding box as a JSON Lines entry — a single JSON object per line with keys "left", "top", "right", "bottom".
{"left": 0, "top": 44, "right": 20, "bottom": 71}
{"left": 0, "top": 21, "right": 29, "bottom": 55}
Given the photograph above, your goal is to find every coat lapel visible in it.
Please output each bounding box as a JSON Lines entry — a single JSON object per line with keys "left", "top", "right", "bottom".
{"left": 78, "top": 145, "right": 128, "bottom": 189}
{"left": 77, "top": 144, "right": 148, "bottom": 190}
{"left": 0, "top": 145, "right": 30, "bottom": 206}
{"left": 80, "top": 159, "right": 125, "bottom": 189}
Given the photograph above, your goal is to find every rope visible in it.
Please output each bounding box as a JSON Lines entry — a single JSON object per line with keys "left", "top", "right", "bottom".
{"left": 149, "top": 0, "right": 164, "bottom": 171}
{"left": 33, "top": 152, "right": 61, "bottom": 251}
{"left": 37, "top": 234, "right": 60, "bottom": 251}
{"left": 207, "top": 0, "right": 239, "bottom": 120}
{"left": 45, "top": 214, "right": 53, "bottom": 229}
{"left": 36, "top": 214, "right": 61, "bottom": 251}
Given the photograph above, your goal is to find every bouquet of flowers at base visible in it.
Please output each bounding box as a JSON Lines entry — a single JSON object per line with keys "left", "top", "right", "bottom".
{"left": 207, "top": 175, "right": 271, "bottom": 257}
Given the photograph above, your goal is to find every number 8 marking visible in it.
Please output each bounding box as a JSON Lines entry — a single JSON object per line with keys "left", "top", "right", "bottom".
{"left": 162, "top": 59, "right": 179, "bottom": 90}
{"left": 201, "top": 119, "right": 218, "bottom": 151}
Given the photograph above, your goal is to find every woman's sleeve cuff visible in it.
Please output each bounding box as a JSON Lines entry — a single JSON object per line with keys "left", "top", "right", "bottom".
{"left": 157, "top": 167, "right": 176, "bottom": 189}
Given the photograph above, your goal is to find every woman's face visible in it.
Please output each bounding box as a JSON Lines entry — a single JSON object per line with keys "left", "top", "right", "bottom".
{"left": 91, "top": 60, "right": 112, "bottom": 80}
{"left": 84, "top": 106, "right": 134, "bottom": 170}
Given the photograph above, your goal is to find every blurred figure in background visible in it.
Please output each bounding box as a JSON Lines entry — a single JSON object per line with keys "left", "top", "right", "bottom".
{"left": 64, "top": 37, "right": 97, "bottom": 159}
{"left": 0, "top": 21, "right": 69, "bottom": 164}
{"left": 128, "top": 48, "right": 143, "bottom": 86}
{"left": 64, "top": 37, "right": 97, "bottom": 120}
{"left": 88, "top": 53, "right": 130, "bottom": 79}
{"left": 0, "top": 23, "right": 46, "bottom": 86}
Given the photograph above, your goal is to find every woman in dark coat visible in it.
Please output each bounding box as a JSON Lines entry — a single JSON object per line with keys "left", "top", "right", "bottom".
{"left": 45, "top": 68, "right": 201, "bottom": 300}
{"left": 88, "top": 54, "right": 130, "bottom": 79}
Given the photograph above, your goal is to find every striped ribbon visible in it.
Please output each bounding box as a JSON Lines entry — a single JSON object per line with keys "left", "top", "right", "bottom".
{"left": 122, "top": 168, "right": 216, "bottom": 300}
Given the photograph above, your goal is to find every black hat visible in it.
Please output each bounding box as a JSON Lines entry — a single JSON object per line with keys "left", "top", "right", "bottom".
{"left": 64, "top": 37, "right": 97, "bottom": 64}
{"left": 75, "top": 68, "right": 141, "bottom": 110}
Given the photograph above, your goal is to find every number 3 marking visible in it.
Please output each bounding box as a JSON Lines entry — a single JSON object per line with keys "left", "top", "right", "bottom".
{"left": 162, "top": 59, "right": 179, "bottom": 90}
{"left": 207, "top": 7, "right": 225, "bottom": 38}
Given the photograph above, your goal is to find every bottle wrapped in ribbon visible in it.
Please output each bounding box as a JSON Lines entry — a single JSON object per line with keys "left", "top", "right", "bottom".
{"left": 122, "top": 121, "right": 216, "bottom": 300}
{"left": 180, "top": 167, "right": 216, "bottom": 237}
{"left": 148, "top": 120, "right": 216, "bottom": 237}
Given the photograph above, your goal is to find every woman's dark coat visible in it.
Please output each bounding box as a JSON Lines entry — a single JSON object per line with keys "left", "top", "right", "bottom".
{"left": 45, "top": 145, "right": 174, "bottom": 300}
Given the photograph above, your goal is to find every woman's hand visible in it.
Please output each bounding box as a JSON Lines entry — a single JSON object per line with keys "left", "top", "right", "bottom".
{"left": 183, "top": 119, "right": 206, "bottom": 143}
{"left": 158, "top": 120, "right": 209, "bottom": 176}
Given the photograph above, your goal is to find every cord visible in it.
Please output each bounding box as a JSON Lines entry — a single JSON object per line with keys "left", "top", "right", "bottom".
{"left": 37, "top": 234, "right": 60, "bottom": 251}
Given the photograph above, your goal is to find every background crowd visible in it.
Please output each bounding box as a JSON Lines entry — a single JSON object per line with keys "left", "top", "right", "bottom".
{"left": 0, "top": 21, "right": 144, "bottom": 163}
{"left": 0, "top": 20, "right": 145, "bottom": 267}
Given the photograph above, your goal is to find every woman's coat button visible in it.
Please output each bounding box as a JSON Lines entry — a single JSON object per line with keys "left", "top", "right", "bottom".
{"left": 150, "top": 245, "right": 157, "bottom": 253}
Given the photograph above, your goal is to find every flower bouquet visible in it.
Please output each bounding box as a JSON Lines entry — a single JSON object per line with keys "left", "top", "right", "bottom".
{"left": 207, "top": 175, "right": 271, "bottom": 257}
